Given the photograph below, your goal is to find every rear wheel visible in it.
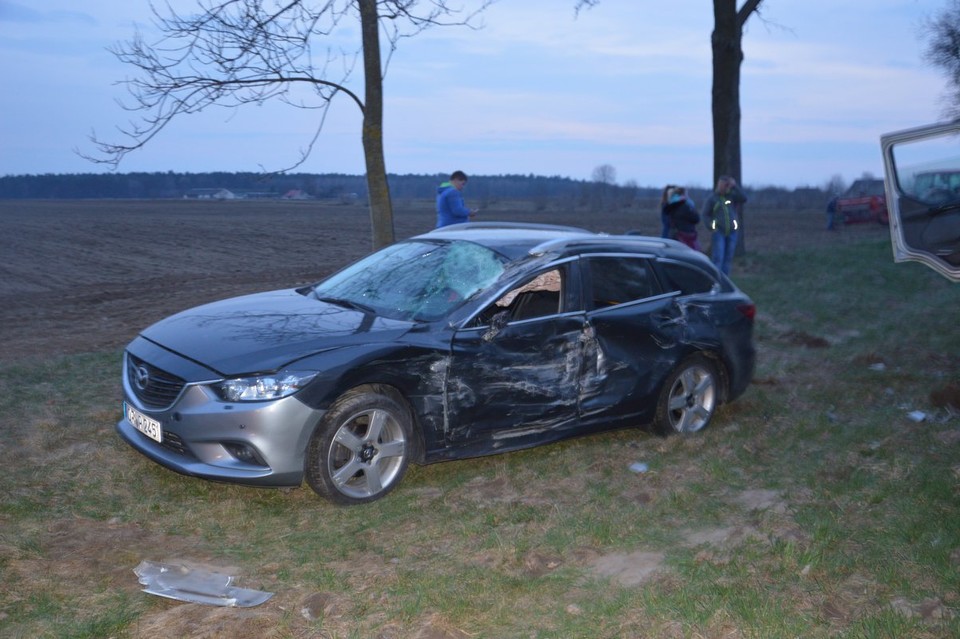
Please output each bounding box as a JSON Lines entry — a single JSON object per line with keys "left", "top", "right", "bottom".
{"left": 305, "top": 385, "right": 412, "bottom": 505}
{"left": 654, "top": 355, "right": 719, "bottom": 435}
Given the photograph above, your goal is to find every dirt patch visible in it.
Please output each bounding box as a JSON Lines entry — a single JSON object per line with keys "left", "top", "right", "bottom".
{"left": 781, "top": 330, "right": 831, "bottom": 348}
{"left": 931, "top": 382, "right": 960, "bottom": 411}
{"left": 131, "top": 604, "right": 286, "bottom": 639}
{"left": 588, "top": 550, "right": 667, "bottom": 587}
{"left": 585, "top": 488, "right": 794, "bottom": 587}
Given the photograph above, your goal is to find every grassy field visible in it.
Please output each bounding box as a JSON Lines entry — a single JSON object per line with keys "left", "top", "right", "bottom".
{"left": 1, "top": 202, "right": 959, "bottom": 638}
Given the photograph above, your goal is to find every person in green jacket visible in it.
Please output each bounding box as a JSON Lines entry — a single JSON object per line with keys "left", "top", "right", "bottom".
{"left": 702, "top": 176, "right": 747, "bottom": 275}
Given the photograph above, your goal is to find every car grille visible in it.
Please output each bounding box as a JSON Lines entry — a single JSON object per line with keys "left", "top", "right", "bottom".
{"left": 126, "top": 354, "right": 186, "bottom": 409}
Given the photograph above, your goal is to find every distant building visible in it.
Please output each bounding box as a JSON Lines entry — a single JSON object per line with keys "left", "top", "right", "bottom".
{"left": 184, "top": 188, "right": 236, "bottom": 200}
{"left": 282, "top": 189, "right": 312, "bottom": 200}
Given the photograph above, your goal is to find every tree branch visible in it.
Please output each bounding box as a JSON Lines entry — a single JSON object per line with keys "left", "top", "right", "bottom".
{"left": 82, "top": 0, "right": 491, "bottom": 169}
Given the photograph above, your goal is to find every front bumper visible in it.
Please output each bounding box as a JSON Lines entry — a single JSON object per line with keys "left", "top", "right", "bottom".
{"left": 117, "top": 350, "right": 323, "bottom": 488}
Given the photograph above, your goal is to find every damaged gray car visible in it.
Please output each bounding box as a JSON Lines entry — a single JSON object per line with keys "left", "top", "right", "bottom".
{"left": 117, "top": 223, "right": 756, "bottom": 505}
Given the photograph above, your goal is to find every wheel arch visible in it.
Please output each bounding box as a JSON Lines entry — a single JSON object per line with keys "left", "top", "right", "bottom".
{"left": 699, "top": 349, "right": 732, "bottom": 404}
{"left": 314, "top": 381, "right": 427, "bottom": 465}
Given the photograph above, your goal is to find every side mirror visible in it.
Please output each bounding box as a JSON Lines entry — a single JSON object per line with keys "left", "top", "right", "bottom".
{"left": 482, "top": 310, "right": 511, "bottom": 342}
{"left": 491, "top": 310, "right": 510, "bottom": 331}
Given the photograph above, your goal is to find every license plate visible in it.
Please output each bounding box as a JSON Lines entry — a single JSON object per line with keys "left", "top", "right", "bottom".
{"left": 125, "top": 402, "right": 162, "bottom": 443}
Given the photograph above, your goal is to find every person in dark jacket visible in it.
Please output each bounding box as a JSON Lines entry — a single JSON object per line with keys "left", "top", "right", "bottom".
{"left": 659, "top": 184, "right": 676, "bottom": 238}
{"left": 436, "top": 170, "right": 477, "bottom": 228}
{"left": 662, "top": 186, "right": 701, "bottom": 250}
{"left": 825, "top": 194, "right": 839, "bottom": 230}
{"left": 702, "top": 176, "right": 747, "bottom": 274}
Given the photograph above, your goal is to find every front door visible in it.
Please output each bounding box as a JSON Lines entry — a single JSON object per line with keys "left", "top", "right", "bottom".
{"left": 882, "top": 121, "right": 960, "bottom": 282}
{"left": 443, "top": 267, "right": 585, "bottom": 442}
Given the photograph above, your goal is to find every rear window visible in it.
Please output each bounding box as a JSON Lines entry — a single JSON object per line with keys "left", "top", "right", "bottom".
{"left": 586, "top": 257, "right": 656, "bottom": 308}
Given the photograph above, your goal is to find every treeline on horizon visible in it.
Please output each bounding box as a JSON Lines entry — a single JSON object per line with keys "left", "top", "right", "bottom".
{"left": 0, "top": 171, "right": 832, "bottom": 209}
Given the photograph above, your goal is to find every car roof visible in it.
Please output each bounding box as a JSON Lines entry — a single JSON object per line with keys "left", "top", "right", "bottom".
{"left": 417, "top": 222, "right": 711, "bottom": 265}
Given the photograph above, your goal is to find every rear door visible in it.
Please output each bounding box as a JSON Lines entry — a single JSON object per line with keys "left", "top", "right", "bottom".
{"left": 577, "top": 254, "right": 685, "bottom": 422}
{"left": 881, "top": 121, "right": 960, "bottom": 282}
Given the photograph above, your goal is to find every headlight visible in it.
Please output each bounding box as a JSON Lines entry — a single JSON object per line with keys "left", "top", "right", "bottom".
{"left": 213, "top": 371, "right": 318, "bottom": 402}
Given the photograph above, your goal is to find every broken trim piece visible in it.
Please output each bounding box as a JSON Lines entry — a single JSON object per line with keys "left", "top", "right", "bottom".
{"left": 134, "top": 560, "right": 274, "bottom": 607}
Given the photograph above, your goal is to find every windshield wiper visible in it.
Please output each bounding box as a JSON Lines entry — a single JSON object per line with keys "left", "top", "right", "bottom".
{"left": 316, "top": 296, "right": 376, "bottom": 314}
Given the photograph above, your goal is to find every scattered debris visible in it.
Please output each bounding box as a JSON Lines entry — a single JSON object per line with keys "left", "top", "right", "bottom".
{"left": 628, "top": 462, "right": 649, "bottom": 473}
{"left": 907, "top": 410, "right": 927, "bottom": 423}
{"left": 134, "top": 560, "right": 273, "bottom": 608}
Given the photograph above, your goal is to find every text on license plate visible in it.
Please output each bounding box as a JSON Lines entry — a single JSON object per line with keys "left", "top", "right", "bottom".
{"left": 125, "top": 402, "right": 162, "bottom": 443}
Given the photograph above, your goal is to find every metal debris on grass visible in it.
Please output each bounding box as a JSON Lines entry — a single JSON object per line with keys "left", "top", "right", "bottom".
{"left": 134, "top": 560, "right": 273, "bottom": 607}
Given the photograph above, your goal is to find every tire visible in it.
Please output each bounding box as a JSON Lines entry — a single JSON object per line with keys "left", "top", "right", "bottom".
{"left": 305, "top": 385, "right": 413, "bottom": 505}
{"left": 654, "top": 354, "right": 719, "bottom": 436}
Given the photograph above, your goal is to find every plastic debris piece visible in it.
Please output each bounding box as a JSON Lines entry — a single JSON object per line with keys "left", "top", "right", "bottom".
{"left": 869, "top": 362, "right": 886, "bottom": 371}
{"left": 907, "top": 410, "right": 927, "bottom": 423}
{"left": 629, "top": 462, "right": 649, "bottom": 473}
{"left": 134, "top": 560, "right": 273, "bottom": 607}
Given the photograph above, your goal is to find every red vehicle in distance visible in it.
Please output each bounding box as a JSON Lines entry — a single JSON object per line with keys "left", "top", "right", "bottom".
{"left": 836, "top": 178, "right": 889, "bottom": 225}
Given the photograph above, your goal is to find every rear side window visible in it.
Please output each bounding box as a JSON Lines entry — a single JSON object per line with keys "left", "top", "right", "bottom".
{"left": 586, "top": 257, "right": 656, "bottom": 308}
{"left": 658, "top": 261, "right": 718, "bottom": 295}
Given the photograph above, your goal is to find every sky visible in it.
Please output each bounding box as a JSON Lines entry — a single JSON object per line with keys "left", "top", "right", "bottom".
{"left": 0, "top": 0, "right": 950, "bottom": 189}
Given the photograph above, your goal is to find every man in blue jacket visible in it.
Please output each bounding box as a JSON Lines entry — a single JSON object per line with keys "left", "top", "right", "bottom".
{"left": 436, "top": 170, "right": 477, "bottom": 228}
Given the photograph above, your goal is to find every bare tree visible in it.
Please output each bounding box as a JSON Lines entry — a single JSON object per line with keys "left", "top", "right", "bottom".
{"left": 590, "top": 163, "right": 617, "bottom": 209}
{"left": 824, "top": 173, "right": 847, "bottom": 196}
{"left": 576, "top": 0, "right": 764, "bottom": 252}
{"left": 84, "top": 0, "right": 491, "bottom": 249}
{"left": 711, "top": 1, "right": 763, "bottom": 188}
{"left": 591, "top": 163, "right": 617, "bottom": 185}
{"left": 923, "top": 0, "right": 960, "bottom": 119}
{"left": 713, "top": 0, "right": 764, "bottom": 255}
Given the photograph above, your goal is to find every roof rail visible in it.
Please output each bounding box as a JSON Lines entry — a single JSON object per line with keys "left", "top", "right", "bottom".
{"left": 529, "top": 234, "right": 675, "bottom": 256}
{"left": 427, "top": 221, "right": 591, "bottom": 234}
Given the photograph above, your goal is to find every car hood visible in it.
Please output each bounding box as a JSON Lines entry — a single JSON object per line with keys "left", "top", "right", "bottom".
{"left": 140, "top": 289, "right": 417, "bottom": 375}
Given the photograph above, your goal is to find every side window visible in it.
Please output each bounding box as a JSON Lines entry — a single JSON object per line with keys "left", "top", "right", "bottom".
{"left": 587, "top": 257, "right": 656, "bottom": 308}
{"left": 476, "top": 269, "right": 563, "bottom": 325}
{"left": 658, "top": 261, "right": 718, "bottom": 295}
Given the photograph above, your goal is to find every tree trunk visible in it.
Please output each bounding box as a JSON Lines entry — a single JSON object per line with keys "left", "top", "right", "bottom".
{"left": 711, "top": 0, "right": 761, "bottom": 256}
{"left": 359, "top": 0, "right": 395, "bottom": 249}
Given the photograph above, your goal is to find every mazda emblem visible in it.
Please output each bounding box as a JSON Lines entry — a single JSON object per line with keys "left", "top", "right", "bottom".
{"left": 134, "top": 365, "right": 150, "bottom": 390}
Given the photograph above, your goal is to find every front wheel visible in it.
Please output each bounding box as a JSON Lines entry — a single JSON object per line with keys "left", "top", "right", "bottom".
{"left": 654, "top": 355, "right": 719, "bottom": 435}
{"left": 305, "top": 385, "right": 413, "bottom": 505}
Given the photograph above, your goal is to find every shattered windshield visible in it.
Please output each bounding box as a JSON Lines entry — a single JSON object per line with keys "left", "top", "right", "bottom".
{"left": 311, "top": 239, "right": 507, "bottom": 321}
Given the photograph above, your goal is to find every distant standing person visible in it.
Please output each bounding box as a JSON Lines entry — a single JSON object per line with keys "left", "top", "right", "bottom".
{"left": 825, "top": 194, "right": 839, "bottom": 230}
{"left": 662, "top": 186, "right": 701, "bottom": 250}
{"left": 658, "top": 184, "right": 676, "bottom": 238}
{"left": 702, "top": 175, "right": 747, "bottom": 275}
{"left": 436, "top": 170, "right": 477, "bottom": 228}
